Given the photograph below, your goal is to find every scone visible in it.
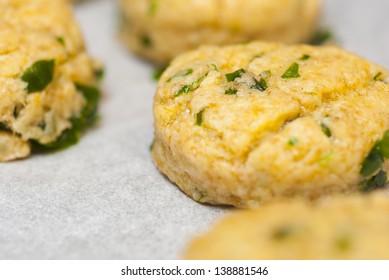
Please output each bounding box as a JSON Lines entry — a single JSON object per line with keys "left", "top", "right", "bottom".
{"left": 0, "top": 0, "right": 102, "bottom": 162}
{"left": 119, "top": 0, "right": 321, "bottom": 65}
{"left": 152, "top": 42, "right": 389, "bottom": 208}
{"left": 184, "top": 194, "right": 389, "bottom": 260}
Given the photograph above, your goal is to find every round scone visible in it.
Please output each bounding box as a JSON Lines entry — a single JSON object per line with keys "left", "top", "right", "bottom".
{"left": 152, "top": 42, "right": 389, "bottom": 208}
{"left": 184, "top": 194, "right": 389, "bottom": 260}
{"left": 0, "top": 0, "right": 102, "bottom": 162}
{"left": 119, "top": 0, "right": 321, "bottom": 65}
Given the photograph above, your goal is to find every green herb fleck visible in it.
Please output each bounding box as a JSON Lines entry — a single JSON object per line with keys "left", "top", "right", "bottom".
{"left": 374, "top": 72, "right": 383, "bottom": 81}
{"left": 335, "top": 235, "right": 352, "bottom": 252}
{"left": 300, "top": 54, "right": 311, "bottom": 61}
{"left": 149, "top": 140, "right": 155, "bottom": 151}
{"left": 309, "top": 29, "right": 333, "bottom": 46}
{"left": 211, "top": 64, "right": 218, "bottom": 71}
{"left": 38, "top": 120, "right": 46, "bottom": 130}
{"left": 272, "top": 226, "right": 295, "bottom": 240}
{"left": 141, "top": 35, "right": 152, "bottom": 48}
{"left": 174, "top": 72, "right": 209, "bottom": 97}
{"left": 196, "top": 189, "right": 206, "bottom": 202}
{"left": 152, "top": 66, "right": 167, "bottom": 81}
{"left": 196, "top": 109, "right": 205, "bottom": 126}
{"left": 360, "top": 170, "right": 388, "bottom": 192}
{"left": 175, "top": 85, "right": 191, "bottom": 97}
{"left": 319, "top": 152, "right": 335, "bottom": 166}
{"left": 260, "top": 70, "right": 271, "bottom": 79}
{"left": 377, "top": 130, "right": 389, "bottom": 158}
{"left": 251, "top": 78, "right": 267, "bottom": 91}
{"left": 21, "top": 60, "right": 55, "bottom": 93}
{"left": 288, "top": 137, "right": 298, "bottom": 146}
{"left": 94, "top": 68, "right": 105, "bottom": 82}
{"left": 360, "top": 147, "right": 384, "bottom": 177}
{"left": 321, "top": 123, "right": 332, "bottom": 137}
{"left": 225, "top": 88, "right": 237, "bottom": 95}
{"left": 226, "top": 69, "right": 246, "bottom": 82}
{"left": 167, "top": 68, "right": 193, "bottom": 82}
{"left": 281, "top": 63, "right": 300, "bottom": 79}
{"left": 149, "top": 0, "right": 158, "bottom": 16}
{"left": 56, "top": 37, "right": 65, "bottom": 46}
{"left": 0, "top": 123, "right": 10, "bottom": 132}
{"left": 33, "top": 83, "right": 100, "bottom": 150}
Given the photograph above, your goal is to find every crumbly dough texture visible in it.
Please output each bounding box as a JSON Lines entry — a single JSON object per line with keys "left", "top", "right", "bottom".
{"left": 152, "top": 42, "right": 389, "bottom": 208}
{"left": 0, "top": 0, "right": 99, "bottom": 161}
{"left": 119, "top": 0, "right": 321, "bottom": 64}
{"left": 184, "top": 193, "right": 389, "bottom": 260}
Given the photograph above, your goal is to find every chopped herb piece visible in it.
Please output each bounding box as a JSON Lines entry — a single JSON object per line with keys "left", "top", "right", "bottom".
{"left": 38, "top": 120, "right": 46, "bottom": 130}
{"left": 196, "top": 189, "right": 206, "bottom": 201}
{"left": 141, "top": 35, "right": 152, "bottom": 48}
{"left": 174, "top": 72, "right": 209, "bottom": 97}
{"left": 321, "top": 123, "right": 331, "bottom": 137}
{"left": 33, "top": 83, "right": 100, "bottom": 151}
{"left": 309, "top": 29, "right": 333, "bottom": 45}
{"left": 360, "top": 148, "right": 384, "bottom": 177}
{"left": 0, "top": 123, "right": 9, "bottom": 131}
{"left": 196, "top": 109, "right": 205, "bottom": 126}
{"left": 251, "top": 78, "right": 267, "bottom": 91}
{"left": 149, "top": 140, "right": 155, "bottom": 151}
{"left": 226, "top": 69, "right": 246, "bottom": 82}
{"left": 360, "top": 170, "right": 387, "bottom": 192}
{"left": 149, "top": 0, "right": 158, "bottom": 16}
{"left": 21, "top": 60, "right": 55, "bottom": 93}
{"left": 152, "top": 66, "right": 167, "bottom": 81}
{"left": 211, "top": 64, "right": 218, "bottom": 71}
{"left": 300, "top": 54, "right": 311, "bottom": 61}
{"left": 167, "top": 68, "right": 193, "bottom": 82}
{"left": 272, "top": 226, "right": 294, "bottom": 240}
{"left": 319, "top": 152, "right": 335, "bottom": 165}
{"left": 75, "top": 83, "right": 101, "bottom": 126}
{"left": 335, "top": 235, "right": 352, "bottom": 251}
{"left": 374, "top": 72, "right": 383, "bottom": 81}
{"left": 225, "top": 88, "right": 237, "bottom": 95}
{"left": 94, "top": 68, "right": 105, "bottom": 81}
{"left": 377, "top": 130, "right": 389, "bottom": 158}
{"left": 260, "top": 70, "right": 271, "bottom": 79}
{"left": 175, "top": 85, "right": 191, "bottom": 97}
{"left": 281, "top": 63, "right": 300, "bottom": 79}
{"left": 13, "top": 106, "right": 21, "bottom": 118}
{"left": 56, "top": 37, "right": 65, "bottom": 46}
{"left": 288, "top": 137, "right": 298, "bottom": 146}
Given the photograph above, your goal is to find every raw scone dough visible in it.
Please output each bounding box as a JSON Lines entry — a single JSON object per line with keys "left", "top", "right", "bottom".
{"left": 0, "top": 0, "right": 101, "bottom": 161}
{"left": 152, "top": 41, "right": 389, "bottom": 208}
{"left": 184, "top": 193, "right": 389, "bottom": 260}
{"left": 119, "top": 0, "right": 321, "bottom": 64}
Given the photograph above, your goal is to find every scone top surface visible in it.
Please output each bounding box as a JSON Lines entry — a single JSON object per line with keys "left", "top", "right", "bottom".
{"left": 152, "top": 42, "right": 389, "bottom": 208}
{"left": 0, "top": 0, "right": 100, "bottom": 161}
{"left": 119, "top": 0, "right": 321, "bottom": 64}
{"left": 184, "top": 193, "right": 389, "bottom": 260}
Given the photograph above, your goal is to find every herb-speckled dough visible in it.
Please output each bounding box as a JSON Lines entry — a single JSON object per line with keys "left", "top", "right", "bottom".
{"left": 152, "top": 42, "right": 389, "bottom": 208}
{"left": 0, "top": 0, "right": 101, "bottom": 162}
{"left": 184, "top": 194, "right": 389, "bottom": 259}
{"left": 119, "top": 0, "right": 321, "bottom": 64}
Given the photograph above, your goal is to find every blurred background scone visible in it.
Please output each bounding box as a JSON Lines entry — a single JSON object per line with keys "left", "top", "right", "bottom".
{"left": 119, "top": 0, "right": 321, "bottom": 65}
{"left": 0, "top": 0, "right": 101, "bottom": 162}
{"left": 152, "top": 41, "right": 389, "bottom": 208}
{"left": 184, "top": 194, "right": 389, "bottom": 260}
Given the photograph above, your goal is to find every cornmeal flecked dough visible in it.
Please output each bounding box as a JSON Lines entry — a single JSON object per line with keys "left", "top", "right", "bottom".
{"left": 0, "top": 0, "right": 101, "bottom": 161}
{"left": 152, "top": 42, "right": 389, "bottom": 208}
{"left": 184, "top": 194, "right": 389, "bottom": 260}
{"left": 119, "top": 0, "right": 321, "bottom": 64}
